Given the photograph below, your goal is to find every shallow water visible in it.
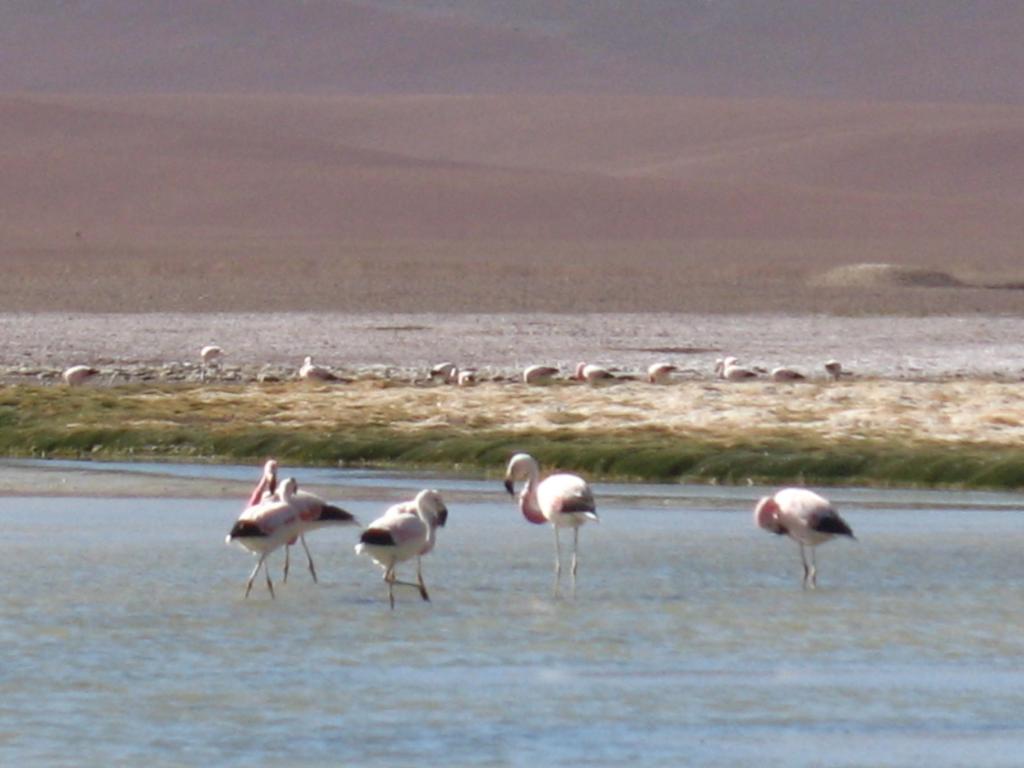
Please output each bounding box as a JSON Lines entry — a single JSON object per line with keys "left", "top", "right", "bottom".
{"left": 3, "top": 466, "right": 1024, "bottom": 766}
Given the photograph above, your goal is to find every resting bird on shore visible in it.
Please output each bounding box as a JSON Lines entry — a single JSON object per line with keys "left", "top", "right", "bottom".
{"left": 574, "top": 362, "right": 615, "bottom": 384}
{"left": 647, "top": 362, "right": 678, "bottom": 384}
{"left": 199, "top": 345, "right": 223, "bottom": 381}
{"left": 62, "top": 365, "right": 99, "bottom": 386}
{"left": 355, "top": 489, "right": 448, "bottom": 609}
{"left": 523, "top": 365, "right": 560, "bottom": 385}
{"left": 715, "top": 357, "right": 758, "bottom": 380}
{"left": 770, "top": 366, "right": 806, "bottom": 382}
{"left": 504, "top": 453, "right": 598, "bottom": 594}
{"left": 299, "top": 355, "right": 337, "bottom": 381}
{"left": 824, "top": 359, "right": 844, "bottom": 381}
{"left": 754, "top": 487, "right": 855, "bottom": 589}
{"left": 430, "top": 362, "right": 458, "bottom": 384}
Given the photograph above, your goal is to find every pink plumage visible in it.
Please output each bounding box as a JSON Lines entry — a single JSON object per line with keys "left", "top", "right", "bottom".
{"left": 754, "top": 487, "right": 855, "bottom": 588}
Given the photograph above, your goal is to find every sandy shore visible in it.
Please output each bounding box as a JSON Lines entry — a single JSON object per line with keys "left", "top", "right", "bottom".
{"left": 3, "top": 312, "right": 1024, "bottom": 382}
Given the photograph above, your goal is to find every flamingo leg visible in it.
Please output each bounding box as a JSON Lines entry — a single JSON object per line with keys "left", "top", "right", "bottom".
{"left": 571, "top": 526, "right": 580, "bottom": 598}
{"left": 384, "top": 565, "right": 396, "bottom": 610}
{"left": 264, "top": 561, "right": 276, "bottom": 602}
{"left": 553, "top": 526, "right": 562, "bottom": 577}
{"left": 244, "top": 555, "right": 265, "bottom": 599}
{"left": 299, "top": 534, "right": 318, "bottom": 583}
{"left": 808, "top": 547, "right": 818, "bottom": 589}
{"left": 799, "top": 544, "right": 811, "bottom": 589}
{"left": 416, "top": 557, "right": 430, "bottom": 602}
{"left": 571, "top": 527, "right": 580, "bottom": 576}
{"left": 283, "top": 544, "right": 291, "bottom": 582}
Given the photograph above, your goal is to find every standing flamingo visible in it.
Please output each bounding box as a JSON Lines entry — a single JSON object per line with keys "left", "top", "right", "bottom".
{"left": 355, "top": 489, "right": 448, "bottom": 608}
{"left": 226, "top": 477, "right": 305, "bottom": 599}
{"left": 246, "top": 460, "right": 358, "bottom": 582}
{"left": 200, "top": 345, "right": 223, "bottom": 381}
{"left": 754, "top": 487, "right": 855, "bottom": 588}
{"left": 503, "top": 453, "right": 598, "bottom": 593}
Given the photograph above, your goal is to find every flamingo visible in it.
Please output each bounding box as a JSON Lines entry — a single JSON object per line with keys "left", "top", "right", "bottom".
{"left": 503, "top": 453, "right": 598, "bottom": 593}
{"left": 430, "top": 362, "right": 458, "bottom": 384}
{"left": 457, "top": 369, "right": 477, "bottom": 386}
{"left": 226, "top": 477, "right": 303, "bottom": 598}
{"left": 754, "top": 487, "right": 855, "bottom": 589}
{"left": 355, "top": 489, "right": 448, "bottom": 608}
{"left": 200, "top": 345, "right": 223, "bottom": 381}
{"left": 824, "top": 359, "right": 844, "bottom": 381}
{"left": 228, "top": 476, "right": 356, "bottom": 597}
{"left": 523, "top": 365, "right": 559, "bottom": 385}
{"left": 715, "top": 357, "right": 758, "bottom": 380}
{"left": 647, "top": 362, "right": 678, "bottom": 384}
{"left": 574, "top": 362, "right": 615, "bottom": 384}
{"left": 246, "top": 460, "right": 358, "bottom": 583}
{"left": 770, "top": 366, "right": 806, "bottom": 382}
{"left": 62, "top": 365, "right": 99, "bottom": 386}
{"left": 299, "top": 356, "right": 337, "bottom": 381}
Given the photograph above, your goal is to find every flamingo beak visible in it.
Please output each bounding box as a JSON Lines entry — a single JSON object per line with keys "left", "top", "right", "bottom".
{"left": 503, "top": 479, "right": 515, "bottom": 495}
{"left": 437, "top": 507, "right": 448, "bottom": 527}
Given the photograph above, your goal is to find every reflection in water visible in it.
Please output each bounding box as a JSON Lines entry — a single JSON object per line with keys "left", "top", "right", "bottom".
{"left": 2, "top": 465, "right": 1024, "bottom": 766}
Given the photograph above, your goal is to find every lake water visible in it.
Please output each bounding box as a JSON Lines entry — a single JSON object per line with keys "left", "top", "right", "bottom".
{"left": 3, "top": 462, "right": 1024, "bottom": 766}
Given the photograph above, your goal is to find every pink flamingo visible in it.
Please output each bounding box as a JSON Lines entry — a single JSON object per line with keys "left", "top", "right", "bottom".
{"left": 754, "top": 487, "right": 855, "bottom": 588}
{"left": 299, "top": 356, "right": 337, "bottom": 381}
{"left": 647, "top": 362, "right": 678, "bottom": 383}
{"left": 574, "top": 362, "right": 615, "bottom": 384}
{"left": 715, "top": 357, "right": 758, "bottom": 380}
{"left": 523, "top": 365, "right": 559, "bottom": 384}
{"left": 62, "top": 365, "right": 99, "bottom": 386}
{"left": 504, "top": 453, "right": 598, "bottom": 592}
{"left": 355, "top": 489, "right": 448, "bottom": 608}
{"left": 226, "top": 477, "right": 305, "bottom": 598}
{"left": 246, "top": 460, "right": 358, "bottom": 582}
{"left": 200, "top": 345, "right": 223, "bottom": 381}
{"left": 430, "top": 362, "right": 458, "bottom": 384}
{"left": 770, "top": 366, "right": 806, "bottom": 382}
{"left": 824, "top": 359, "right": 844, "bottom": 381}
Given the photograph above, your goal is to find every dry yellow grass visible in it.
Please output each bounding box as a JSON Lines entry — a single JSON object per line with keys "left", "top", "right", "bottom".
{"left": 111, "top": 379, "right": 1024, "bottom": 447}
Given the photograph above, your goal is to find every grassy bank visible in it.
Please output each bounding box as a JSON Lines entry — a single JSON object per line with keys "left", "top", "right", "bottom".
{"left": 2, "top": 381, "right": 1024, "bottom": 490}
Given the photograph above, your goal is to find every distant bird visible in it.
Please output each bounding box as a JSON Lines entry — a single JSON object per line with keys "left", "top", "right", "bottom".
{"left": 457, "top": 369, "right": 477, "bottom": 386}
{"left": 523, "top": 365, "right": 560, "bottom": 385}
{"left": 504, "top": 453, "right": 598, "bottom": 593}
{"left": 715, "top": 357, "right": 758, "bottom": 380}
{"left": 200, "top": 345, "right": 223, "bottom": 381}
{"left": 299, "top": 356, "right": 337, "bottom": 381}
{"left": 647, "top": 362, "right": 678, "bottom": 384}
{"left": 754, "top": 487, "right": 855, "bottom": 589}
{"left": 62, "top": 365, "right": 99, "bottom": 386}
{"left": 430, "top": 362, "right": 458, "bottom": 384}
{"left": 355, "top": 489, "right": 449, "bottom": 609}
{"left": 824, "top": 359, "right": 844, "bottom": 381}
{"left": 574, "top": 362, "right": 615, "bottom": 384}
{"left": 770, "top": 367, "right": 806, "bottom": 382}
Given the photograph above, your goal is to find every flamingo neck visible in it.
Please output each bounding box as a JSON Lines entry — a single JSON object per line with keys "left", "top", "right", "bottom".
{"left": 518, "top": 478, "right": 547, "bottom": 525}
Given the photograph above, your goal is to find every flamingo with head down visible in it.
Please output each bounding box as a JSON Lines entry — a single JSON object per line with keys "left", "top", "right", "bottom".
{"left": 355, "top": 489, "right": 449, "bottom": 608}
{"left": 754, "top": 487, "right": 855, "bottom": 589}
